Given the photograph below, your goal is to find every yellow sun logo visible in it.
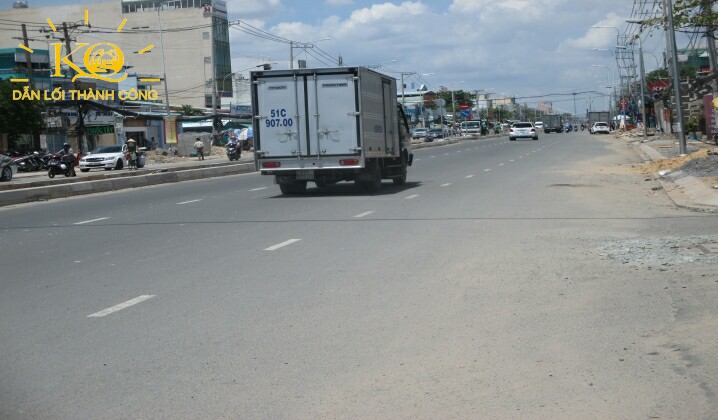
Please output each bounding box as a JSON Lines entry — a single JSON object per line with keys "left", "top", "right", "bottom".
{"left": 15, "top": 10, "right": 155, "bottom": 84}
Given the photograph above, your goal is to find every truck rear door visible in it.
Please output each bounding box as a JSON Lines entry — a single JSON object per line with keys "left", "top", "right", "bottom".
{"left": 254, "top": 70, "right": 359, "bottom": 159}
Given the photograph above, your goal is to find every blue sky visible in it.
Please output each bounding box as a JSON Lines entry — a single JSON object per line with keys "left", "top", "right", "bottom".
{"left": 10, "top": 0, "right": 669, "bottom": 114}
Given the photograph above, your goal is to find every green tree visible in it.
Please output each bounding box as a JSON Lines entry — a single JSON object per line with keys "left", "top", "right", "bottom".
{"left": 0, "top": 80, "right": 45, "bottom": 148}
{"left": 180, "top": 104, "right": 201, "bottom": 116}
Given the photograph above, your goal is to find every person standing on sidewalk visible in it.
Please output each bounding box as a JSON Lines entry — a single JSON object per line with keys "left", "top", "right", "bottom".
{"left": 193, "top": 138, "right": 205, "bottom": 161}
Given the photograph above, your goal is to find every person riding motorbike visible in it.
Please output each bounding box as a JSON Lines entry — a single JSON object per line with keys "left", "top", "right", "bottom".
{"left": 122, "top": 138, "right": 138, "bottom": 169}
{"left": 59, "top": 143, "right": 77, "bottom": 176}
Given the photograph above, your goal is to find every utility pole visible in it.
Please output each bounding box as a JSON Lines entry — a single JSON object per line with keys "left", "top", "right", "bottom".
{"left": 665, "top": 0, "right": 687, "bottom": 154}
{"left": 21, "top": 23, "right": 39, "bottom": 150}
{"left": 704, "top": 0, "right": 718, "bottom": 139}
{"left": 21, "top": 24, "right": 34, "bottom": 89}
{"left": 62, "top": 21, "right": 86, "bottom": 154}
{"left": 638, "top": 37, "right": 648, "bottom": 142}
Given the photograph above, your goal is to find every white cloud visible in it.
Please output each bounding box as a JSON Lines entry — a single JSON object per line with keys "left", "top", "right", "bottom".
{"left": 227, "top": 0, "right": 637, "bottom": 105}
{"left": 560, "top": 12, "right": 627, "bottom": 50}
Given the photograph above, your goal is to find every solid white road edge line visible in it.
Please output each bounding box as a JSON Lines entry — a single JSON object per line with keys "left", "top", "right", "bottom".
{"left": 88, "top": 295, "right": 155, "bottom": 318}
{"left": 264, "top": 239, "right": 301, "bottom": 251}
{"left": 74, "top": 217, "right": 109, "bottom": 225}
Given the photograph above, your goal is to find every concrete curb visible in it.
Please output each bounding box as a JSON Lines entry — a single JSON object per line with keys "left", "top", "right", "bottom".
{"left": 635, "top": 143, "right": 718, "bottom": 213}
{"left": 0, "top": 162, "right": 255, "bottom": 207}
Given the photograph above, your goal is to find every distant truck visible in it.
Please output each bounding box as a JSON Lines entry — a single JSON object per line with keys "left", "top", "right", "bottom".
{"left": 587, "top": 111, "right": 610, "bottom": 125}
{"left": 251, "top": 67, "right": 413, "bottom": 194}
{"left": 542, "top": 114, "right": 563, "bottom": 133}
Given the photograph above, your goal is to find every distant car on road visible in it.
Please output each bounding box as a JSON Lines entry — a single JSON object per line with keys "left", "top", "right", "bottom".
{"left": 412, "top": 127, "right": 429, "bottom": 140}
{"left": 426, "top": 128, "right": 445, "bottom": 142}
{"left": 534, "top": 121, "right": 544, "bottom": 130}
{"left": 590, "top": 122, "right": 610, "bottom": 134}
{"left": 509, "top": 122, "right": 538, "bottom": 141}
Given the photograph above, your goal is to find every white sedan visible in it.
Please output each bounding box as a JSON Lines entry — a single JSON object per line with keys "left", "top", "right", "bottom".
{"left": 590, "top": 122, "right": 610, "bottom": 135}
{"left": 79, "top": 145, "right": 145, "bottom": 171}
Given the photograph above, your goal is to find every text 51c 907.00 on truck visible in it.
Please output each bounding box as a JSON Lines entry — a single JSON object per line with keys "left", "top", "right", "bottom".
{"left": 251, "top": 67, "right": 413, "bottom": 194}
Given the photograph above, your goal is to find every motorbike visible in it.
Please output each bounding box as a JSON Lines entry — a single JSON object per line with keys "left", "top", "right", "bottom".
{"left": 15, "top": 152, "right": 44, "bottom": 172}
{"left": 226, "top": 142, "right": 241, "bottom": 161}
{"left": 46, "top": 153, "right": 75, "bottom": 178}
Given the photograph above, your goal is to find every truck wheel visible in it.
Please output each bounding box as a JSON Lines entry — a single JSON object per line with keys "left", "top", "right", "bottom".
{"left": 279, "top": 181, "right": 307, "bottom": 195}
{"left": 359, "top": 162, "right": 382, "bottom": 192}
{"left": 392, "top": 158, "right": 407, "bottom": 186}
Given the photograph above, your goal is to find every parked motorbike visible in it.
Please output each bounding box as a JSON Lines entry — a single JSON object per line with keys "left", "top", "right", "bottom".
{"left": 46, "top": 153, "right": 75, "bottom": 178}
{"left": 226, "top": 142, "right": 241, "bottom": 161}
{"left": 15, "top": 152, "right": 44, "bottom": 172}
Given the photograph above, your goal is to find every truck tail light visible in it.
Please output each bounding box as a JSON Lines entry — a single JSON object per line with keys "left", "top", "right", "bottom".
{"left": 262, "top": 161, "right": 281, "bottom": 168}
{"left": 339, "top": 159, "right": 359, "bottom": 166}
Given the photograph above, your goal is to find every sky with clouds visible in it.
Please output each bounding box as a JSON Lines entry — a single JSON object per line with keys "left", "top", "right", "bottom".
{"left": 10, "top": 0, "right": 670, "bottom": 113}
{"left": 224, "top": 0, "right": 667, "bottom": 113}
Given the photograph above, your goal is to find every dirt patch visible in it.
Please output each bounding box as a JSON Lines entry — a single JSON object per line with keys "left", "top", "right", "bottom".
{"left": 639, "top": 149, "right": 709, "bottom": 174}
{"left": 145, "top": 146, "right": 253, "bottom": 164}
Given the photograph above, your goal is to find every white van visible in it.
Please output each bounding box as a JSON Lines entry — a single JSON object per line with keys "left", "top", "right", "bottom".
{"left": 460, "top": 120, "right": 483, "bottom": 136}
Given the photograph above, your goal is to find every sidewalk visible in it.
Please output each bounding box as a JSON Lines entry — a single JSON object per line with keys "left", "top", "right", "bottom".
{"left": 0, "top": 148, "right": 256, "bottom": 207}
{"left": 633, "top": 135, "right": 718, "bottom": 212}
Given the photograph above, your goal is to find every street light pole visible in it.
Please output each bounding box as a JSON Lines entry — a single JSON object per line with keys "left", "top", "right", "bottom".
{"left": 156, "top": 6, "right": 171, "bottom": 116}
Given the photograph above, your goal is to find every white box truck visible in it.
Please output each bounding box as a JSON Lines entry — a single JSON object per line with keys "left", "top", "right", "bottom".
{"left": 250, "top": 67, "right": 413, "bottom": 194}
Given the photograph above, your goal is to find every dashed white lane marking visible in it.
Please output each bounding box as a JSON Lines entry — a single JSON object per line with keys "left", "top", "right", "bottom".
{"left": 176, "top": 199, "right": 202, "bottom": 205}
{"left": 499, "top": 163, "right": 504, "bottom": 166}
{"left": 440, "top": 183, "right": 452, "bottom": 187}
{"left": 465, "top": 175, "right": 474, "bottom": 178}
{"left": 484, "top": 169, "right": 491, "bottom": 172}
{"left": 405, "top": 194, "right": 419, "bottom": 200}
{"left": 354, "top": 211, "right": 375, "bottom": 218}
{"left": 430, "top": 156, "right": 436, "bottom": 158}
{"left": 88, "top": 295, "right": 155, "bottom": 318}
{"left": 509, "top": 159, "right": 514, "bottom": 162}
{"left": 250, "top": 187, "right": 267, "bottom": 191}
{"left": 264, "top": 239, "right": 301, "bottom": 251}
{"left": 74, "top": 217, "right": 109, "bottom": 225}
{"left": 444, "top": 153, "right": 450, "bottom": 156}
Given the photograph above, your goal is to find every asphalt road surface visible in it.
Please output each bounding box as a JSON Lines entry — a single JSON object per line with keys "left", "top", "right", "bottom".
{"left": 2, "top": 131, "right": 717, "bottom": 419}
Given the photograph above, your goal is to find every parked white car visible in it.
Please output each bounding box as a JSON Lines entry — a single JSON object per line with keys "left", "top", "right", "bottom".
{"left": 79, "top": 145, "right": 145, "bottom": 171}
{"left": 590, "top": 122, "right": 610, "bottom": 135}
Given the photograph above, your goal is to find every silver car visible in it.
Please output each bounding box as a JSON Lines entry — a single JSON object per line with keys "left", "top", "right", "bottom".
{"left": 509, "top": 122, "right": 539, "bottom": 141}
{"left": 1, "top": 153, "right": 18, "bottom": 182}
